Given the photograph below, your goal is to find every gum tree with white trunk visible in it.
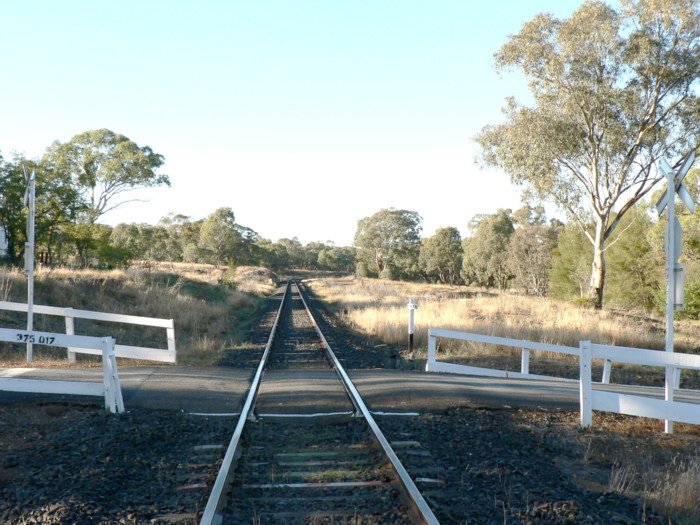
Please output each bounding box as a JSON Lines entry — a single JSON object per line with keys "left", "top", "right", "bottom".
{"left": 476, "top": 0, "right": 699, "bottom": 308}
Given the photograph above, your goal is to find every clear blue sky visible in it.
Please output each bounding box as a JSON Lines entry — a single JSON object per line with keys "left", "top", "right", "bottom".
{"left": 1, "top": 1, "right": 585, "bottom": 246}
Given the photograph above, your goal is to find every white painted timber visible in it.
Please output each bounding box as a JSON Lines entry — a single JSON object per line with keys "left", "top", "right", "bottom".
{"left": 0, "top": 378, "right": 103, "bottom": 396}
{"left": 428, "top": 328, "right": 580, "bottom": 356}
{"left": 579, "top": 341, "right": 593, "bottom": 428}
{"left": 0, "top": 300, "right": 176, "bottom": 363}
{"left": 426, "top": 328, "right": 579, "bottom": 383}
{"left": 591, "top": 343, "right": 700, "bottom": 369}
{"left": 427, "top": 360, "right": 577, "bottom": 383}
{"left": 592, "top": 390, "right": 700, "bottom": 425}
{"left": 0, "top": 328, "right": 124, "bottom": 413}
{"left": 582, "top": 341, "right": 700, "bottom": 429}
{"left": 425, "top": 327, "right": 700, "bottom": 431}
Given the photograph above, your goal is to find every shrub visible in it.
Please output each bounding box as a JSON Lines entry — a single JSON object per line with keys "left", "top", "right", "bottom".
{"left": 379, "top": 266, "right": 394, "bottom": 280}
{"left": 355, "top": 262, "right": 368, "bottom": 278}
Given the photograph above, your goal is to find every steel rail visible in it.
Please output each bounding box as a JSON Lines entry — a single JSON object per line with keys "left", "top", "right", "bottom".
{"left": 294, "top": 280, "right": 440, "bottom": 525}
{"left": 200, "top": 282, "right": 290, "bottom": 525}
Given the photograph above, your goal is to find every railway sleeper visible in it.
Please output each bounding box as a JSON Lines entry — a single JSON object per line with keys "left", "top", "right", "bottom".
{"left": 222, "top": 484, "right": 412, "bottom": 524}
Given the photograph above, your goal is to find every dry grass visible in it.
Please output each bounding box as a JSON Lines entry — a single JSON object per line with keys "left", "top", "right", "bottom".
{"left": 225, "top": 266, "right": 278, "bottom": 296}
{"left": 142, "top": 262, "right": 278, "bottom": 296}
{"left": 607, "top": 454, "right": 700, "bottom": 521}
{"left": 647, "top": 457, "right": 700, "bottom": 521}
{"left": 308, "top": 275, "right": 695, "bottom": 350}
{"left": 0, "top": 264, "right": 270, "bottom": 366}
{"left": 308, "top": 275, "right": 700, "bottom": 382}
{"left": 130, "top": 260, "right": 226, "bottom": 284}
{"left": 526, "top": 411, "right": 700, "bottom": 522}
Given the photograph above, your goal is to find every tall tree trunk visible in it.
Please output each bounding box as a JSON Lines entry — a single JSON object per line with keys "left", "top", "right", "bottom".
{"left": 588, "top": 219, "right": 606, "bottom": 309}
{"left": 375, "top": 251, "right": 384, "bottom": 275}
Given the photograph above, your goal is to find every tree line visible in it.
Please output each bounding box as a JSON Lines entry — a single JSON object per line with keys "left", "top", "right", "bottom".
{"left": 0, "top": 131, "right": 355, "bottom": 273}
{"left": 0, "top": 129, "right": 168, "bottom": 267}
{"left": 109, "top": 208, "right": 355, "bottom": 273}
{"left": 352, "top": 196, "right": 700, "bottom": 318}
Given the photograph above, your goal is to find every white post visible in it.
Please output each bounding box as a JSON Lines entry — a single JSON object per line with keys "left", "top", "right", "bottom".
{"left": 24, "top": 170, "right": 36, "bottom": 362}
{"left": 520, "top": 347, "right": 530, "bottom": 375}
{"left": 579, "top": 341, "right": 593, "bottom": 428}
{"left": 407, "top": 298, "right": 418, "bottom": 353}
{"left": 664, "top": 167, "right": 676, "bottom": 435}
{"left": 601, "top": 359, "right": 612, "bottom": 384}
{"left": 101, "top": 337, "right": 124, "bottom": 414}
{"left": 108, "top": 338, "right": 125, "bottom": 413}
{"left": 65, "top": 308, "right": 76, "bottom": 363}
{"left": 102, "top": 337, "right": 115, "bottom": 413}
{"left": 166, "top": 325, "right": 176, "bottom": 364}
{"left": 674, "top": 367, "right": 682, "bottom": 389}
{"left": 425, "top": 330, "right": 436, "bottom": 371}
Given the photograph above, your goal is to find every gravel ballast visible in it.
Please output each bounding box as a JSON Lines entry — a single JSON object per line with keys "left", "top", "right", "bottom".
{"left": 0, "top": 403, "right": 233, "bottom": 524}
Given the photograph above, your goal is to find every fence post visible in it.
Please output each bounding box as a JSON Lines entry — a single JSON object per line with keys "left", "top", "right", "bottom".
{"left": 101, "top": 337, "right": 115, "bottom": 413}
{"left": 673, "top": 367, "right": 681, "bottom": 389}
{"left": 601, "top": 359, "right": 612, "bottom": 384}
{"left": 579, "top": 340, "right": 593, "bottom": 428}
{"left": 166, "top": 324, "right": 176, "bottom": 364}
{"left": 521, "top": 347, "right": 530, "bottom": 375}
{"left": 425, "top": 330, "right": 436, "bottom": 372}
{"left": 107, "top": 337, "right": 124, "bottom": 413}
{"left": 665, "top": 364, "right": 675, "bottom": 434}
{"left": 65, "top": 308, "right": 76, "bottom": 363}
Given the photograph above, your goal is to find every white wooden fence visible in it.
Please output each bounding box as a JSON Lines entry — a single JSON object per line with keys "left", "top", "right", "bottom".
{"left": 426, "top": 328, "right": 700, "bottom": 429}
{"left": 425, "top": 328, "right": 579, "bottom": 383}
{"left": 580, "top": 340, "right": 700, "bottom": 428}
{"left": 0, "top": 328, "right": 124, "bottom": 413}
{"left": 0, "top": 300, "right": 176, "bottom": 363}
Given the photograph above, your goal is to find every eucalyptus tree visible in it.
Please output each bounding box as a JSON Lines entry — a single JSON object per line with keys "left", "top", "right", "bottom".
{"left": 419, "top": 227, "right": 463, "bottom": 284}
{"left": 44, "top": 129, "right": 168, "bottom": 222}
{"left": 0, "top": 155, "right": 83, "bottom": 265}
{"left": 476, "top": 0, "right": 700, "bottom": 307}
{"left": 462, "top": 209, "right": 514, "bottom": 289}
{"left": 199, "top": 207, "right": 239, "bottom": 266}
{"left": 354, "top": 208, "right": 422, "bottom": 279}
{"left": 507, "top": 220, "right": 560, "bottom": 297}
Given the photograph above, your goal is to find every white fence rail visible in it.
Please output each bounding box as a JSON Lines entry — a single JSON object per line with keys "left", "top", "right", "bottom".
{"left": 580, "top": 340, "right": 700, "bottom": 428}
{"left": 0, "top": 328, "right": 124, "bottom": 413}
{"left": 425, "top": 328, "right": 579, "bottom": 383}
{"left": 0, "top": 301, "right": 176, "bottom": 363}
{"left": 426, "top": 328, "right": 700, "bottom": 430}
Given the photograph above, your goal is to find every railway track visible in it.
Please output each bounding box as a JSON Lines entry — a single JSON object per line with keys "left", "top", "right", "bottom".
{"left": 200, "top": 281, "right": 439, "bottom": 524}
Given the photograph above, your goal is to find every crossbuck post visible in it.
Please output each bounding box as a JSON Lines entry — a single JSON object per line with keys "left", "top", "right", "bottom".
{"left": 655, "top": 152, "right": 696, "bottom": 434}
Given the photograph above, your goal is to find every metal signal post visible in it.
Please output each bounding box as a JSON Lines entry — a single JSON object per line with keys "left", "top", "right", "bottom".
{"left": 655, "top": 151, "right": 696, "bottom": 434}
{"left": 23, "top": 168, "right": 36, "bottom": 362}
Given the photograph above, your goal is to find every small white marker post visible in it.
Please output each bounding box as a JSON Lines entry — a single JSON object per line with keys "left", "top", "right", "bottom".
{"left": 23, "top": 169, "right": 36, "bottom": 362}
{"left": 407, "top": 298, "right": 418, "bottom": 353}
{"left": 655, "top": 151, "right": 696, "bottom": 434}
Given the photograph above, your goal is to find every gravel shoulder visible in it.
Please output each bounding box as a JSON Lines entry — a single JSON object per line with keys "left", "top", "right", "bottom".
{"left": 379, "top": 408, "right": 700, "bottom": 524}
{"left": 0, "top": 403, "right": 233, "bottom": 524}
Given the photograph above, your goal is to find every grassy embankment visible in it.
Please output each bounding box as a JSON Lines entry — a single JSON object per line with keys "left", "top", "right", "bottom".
{"left": 0, "top": 263, "right": 277, "bottom": 366}
{"left": 309, "top": 275, "right": 700, "bottom": 384}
